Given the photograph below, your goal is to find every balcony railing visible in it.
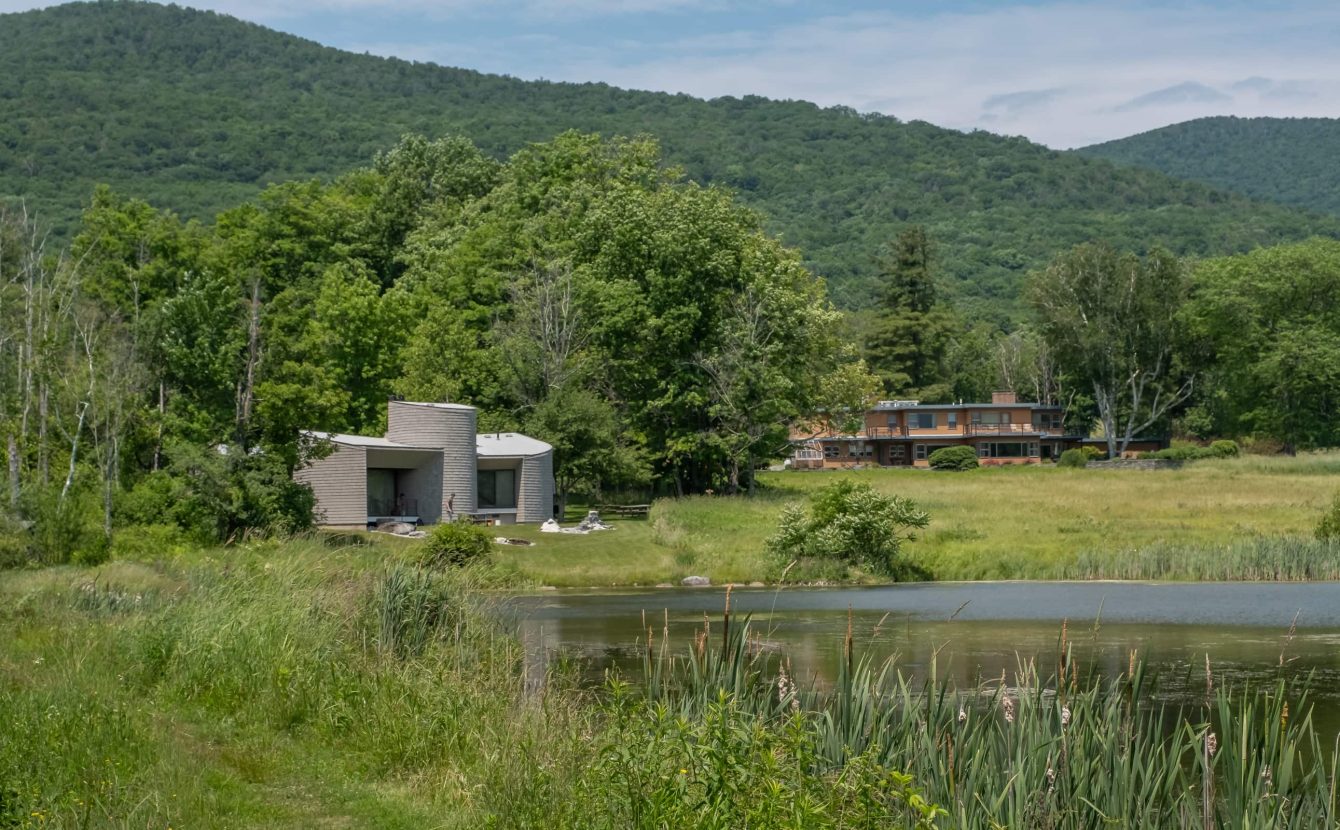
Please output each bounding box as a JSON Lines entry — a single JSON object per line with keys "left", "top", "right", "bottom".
{"left": 966, "top": 423, "right": 1056, "bottom": 436}
{"left": 860, "top": 424, "right": 1062, "bottom": 439}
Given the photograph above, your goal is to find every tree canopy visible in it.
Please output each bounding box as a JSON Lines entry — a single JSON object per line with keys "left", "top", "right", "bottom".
{"left": 3, "top": 2, "right": 1339, "bottom": 317}
{"left": 1078, "top": 116, "right": 1340, "bottom": 218}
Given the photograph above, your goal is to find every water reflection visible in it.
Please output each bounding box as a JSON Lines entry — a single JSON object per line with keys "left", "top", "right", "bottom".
{"left": 506, "top": 582, "right": 1340, "bottom": 728}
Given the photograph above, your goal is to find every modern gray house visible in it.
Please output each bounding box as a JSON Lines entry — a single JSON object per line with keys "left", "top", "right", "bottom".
{"left": 296, "top": 400, "right": 556, "bottom": 528}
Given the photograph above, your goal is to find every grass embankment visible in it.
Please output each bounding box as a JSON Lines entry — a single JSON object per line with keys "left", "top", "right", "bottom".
{"left": 496, "top": 454, "right": 1340, "bottom": 586}
{"left": 4, "top": 545, "right": 1336, "bottom": 828}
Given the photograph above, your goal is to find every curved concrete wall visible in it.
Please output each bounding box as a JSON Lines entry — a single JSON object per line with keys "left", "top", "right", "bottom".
{"left": 387, "top": 402, "right": 477, "bottom": 516}
{"left": 517, "top": 451, "right": 555, "bottom": 523}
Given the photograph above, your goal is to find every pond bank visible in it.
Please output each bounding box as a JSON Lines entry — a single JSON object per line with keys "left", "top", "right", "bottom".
{"left": 491, "top": 456, "right": 1340, "bottom": 586}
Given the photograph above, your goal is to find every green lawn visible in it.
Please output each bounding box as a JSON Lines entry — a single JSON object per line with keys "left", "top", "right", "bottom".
{"left": 495, "top": 454, "right": 1340, "bottom": 586}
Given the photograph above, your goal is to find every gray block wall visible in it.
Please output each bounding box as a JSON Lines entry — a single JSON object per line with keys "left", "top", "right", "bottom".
{"left": 386, "top": 401, "right": 477, "bottom": 516}
{"left": 294, "top": 442, "right": 367, "bottom": 527}
{"left": 518, "top": 451, "right": 555, "bottom": 523}
{"left": 398, "top": 458, "right": 444, "bottom": 522}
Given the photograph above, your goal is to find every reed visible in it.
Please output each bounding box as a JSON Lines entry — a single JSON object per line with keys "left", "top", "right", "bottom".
{"left": 639, "top": 612, "right": 1340, "bottom": 829}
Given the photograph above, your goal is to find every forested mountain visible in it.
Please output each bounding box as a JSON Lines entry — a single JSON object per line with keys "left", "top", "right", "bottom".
{"left": 1078, "top": 117, "right": 1340, "bottom": 218}
{"left": 3, "top": 2, "right": 1338, "bottom": 313}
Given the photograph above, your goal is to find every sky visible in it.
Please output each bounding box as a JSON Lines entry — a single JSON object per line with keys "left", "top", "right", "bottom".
{"left": 5, "top": 0, "right": 1339, "bottom": 148}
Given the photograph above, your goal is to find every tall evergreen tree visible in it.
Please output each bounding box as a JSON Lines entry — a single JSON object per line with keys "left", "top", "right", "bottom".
{"left": 865, "top": 226, "right": 955, "bottom": 401}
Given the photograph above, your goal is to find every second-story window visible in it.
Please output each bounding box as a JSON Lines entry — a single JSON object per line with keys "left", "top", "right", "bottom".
{"left": 947, "top": 412, "right": 958, "bottom": 429}
{"left": 913, "top": 413, "right": 936, "bottom": 429}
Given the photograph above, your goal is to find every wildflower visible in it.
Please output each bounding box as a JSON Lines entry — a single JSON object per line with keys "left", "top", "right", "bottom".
{"left": 679, "top": 769, "right": 688, "bottom": 775}
{"left": 1061, "top": 705, "right": 1071, "bottom": 727}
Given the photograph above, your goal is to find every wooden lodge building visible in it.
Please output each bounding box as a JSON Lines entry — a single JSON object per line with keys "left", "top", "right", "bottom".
{"left": 792, "top": 391, "right": 1167, "bottom": 469}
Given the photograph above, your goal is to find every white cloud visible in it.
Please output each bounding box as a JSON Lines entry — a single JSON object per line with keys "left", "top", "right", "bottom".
{"left": 504, "top": 2, "right": 1340, "bottom": 147}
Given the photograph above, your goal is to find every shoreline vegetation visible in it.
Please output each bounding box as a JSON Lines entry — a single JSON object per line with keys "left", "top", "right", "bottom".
{"left": 492, "top": 453, "right": 1340, "bottom": 588}
{"left": 4, "top": 543, "right": 1337, "bottom": 828}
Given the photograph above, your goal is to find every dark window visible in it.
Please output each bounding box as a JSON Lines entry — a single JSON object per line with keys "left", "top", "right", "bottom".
{"left": 947, "top": 412, "right": 958, "bottom": 429}
{"left": 477, "top": 468, "right": 517, "bottom": 509}
{"left": 981, "top": 442, "right": 1028, "bottom": 458}
{"left": 912, "top": 413, "right": 936, "bottom": 429}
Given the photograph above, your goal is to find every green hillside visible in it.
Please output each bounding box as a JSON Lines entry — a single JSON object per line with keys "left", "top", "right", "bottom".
{"left": 1078, "top": 116, "right": 1340, "bottom": 217}
{"left": 3, "top": 2, "right": 1338, "bottom": 311}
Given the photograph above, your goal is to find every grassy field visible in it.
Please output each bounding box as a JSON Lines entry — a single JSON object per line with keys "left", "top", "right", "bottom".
{"left": 3, "top": 542, "right": 1335, "bottom": 828}
{"left": 495, "top": 454, "right": 1340, "bottom": 586}
{"left": 0, "top": 542, "right": 592, "bottom": 828}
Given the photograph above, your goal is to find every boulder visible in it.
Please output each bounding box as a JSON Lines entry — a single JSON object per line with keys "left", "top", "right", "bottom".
{"left": 681, "top": 575, "right": 711, "bottom": 587}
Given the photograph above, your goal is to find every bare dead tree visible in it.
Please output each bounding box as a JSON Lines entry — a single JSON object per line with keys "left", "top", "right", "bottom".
{"left": 497, "top": 261, "right": 592, "bottom": 406}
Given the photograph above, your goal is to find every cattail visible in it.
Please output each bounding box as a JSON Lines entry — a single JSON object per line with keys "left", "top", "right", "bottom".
{"left": 1281, "top": 701, "right": 1289, "bottom": 728}
{"left": 1206, "top": 732, "right": 1218, "bottom": 756}
{"left": 1002, "top": 696, "right": 1015, "bottom": 724}
{"left": 1061, "top": 705, "right": 1071, "bottom": 728}
{"left": 958, "top": 706, "right": 967, "bottom": 724}
{"left": 1261, "top": 764, "right": 1273, "bottom": 790}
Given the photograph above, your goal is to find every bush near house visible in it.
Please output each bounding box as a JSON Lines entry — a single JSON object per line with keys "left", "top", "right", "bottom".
{"left": 418, "top": 520, "right": 494, "bottom": 569}
{"left": 1058, "top": 449, "right": 1089, "bottom": 468}
{"left": 928, "top": 446, "right": 979, "bottom": 471}
{"left": 1139, "top": 440, "right": 1240, "bottom": 461}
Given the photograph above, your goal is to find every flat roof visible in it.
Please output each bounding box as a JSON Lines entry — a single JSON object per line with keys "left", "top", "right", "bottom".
{"left": 872, "top": 402, "right": 1062, "bottom": 411}
{"left": 394, "top": 400, "right": 476, "bottom": 412}
{"left": 306, "top": 431, "right": 436, "bottom": 451}
{"left": 476, "top": 432, "right": 552, "bottom": 457}
{"left": 306, "top": 428, "right": 554, "bottom": 457}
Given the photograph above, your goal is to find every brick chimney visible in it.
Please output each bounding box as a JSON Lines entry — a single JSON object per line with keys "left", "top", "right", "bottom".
{"left": 991, "top": 390, "right": 1017, "bottom": 405}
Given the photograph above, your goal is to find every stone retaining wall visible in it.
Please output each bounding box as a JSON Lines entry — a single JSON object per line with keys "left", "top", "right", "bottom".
{"left": 1086, "top": 458, "right": 1183, "bottom": 470}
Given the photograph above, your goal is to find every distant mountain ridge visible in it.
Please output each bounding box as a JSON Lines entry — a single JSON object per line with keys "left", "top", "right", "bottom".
{"left": 1077, "top": 116, "right": 1340, "bottom": 217}
{"left": 2, "top": 1, "right": 1338, "bottom": 313}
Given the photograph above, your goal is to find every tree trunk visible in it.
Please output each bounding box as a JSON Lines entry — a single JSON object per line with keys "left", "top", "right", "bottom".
{"left": 236, "top": 278, "right": 262, "bottom": 447}
{"left": 37, "top": 385, "right": 48, "bottom": 486}
{"left": 6, "top": 433, "right": 18, "bottom": 511}
{"left": 59, "top": 402, "right": 87, "bottom": 505}
{"left": 153, "top": 382, "right": 165, "bottom": 471}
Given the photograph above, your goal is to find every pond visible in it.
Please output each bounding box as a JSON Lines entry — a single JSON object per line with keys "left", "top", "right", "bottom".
{"left": 507, "top": 581, "right": 1340, "bottom": 727}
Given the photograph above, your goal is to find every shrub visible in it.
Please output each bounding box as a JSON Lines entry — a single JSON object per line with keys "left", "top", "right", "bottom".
{"left": 928, "top": 445, "right": 978, "bottom": 471}
{"left": 418, "top": 519, "right": 493, "bottom": 569}
{"left": 1081, "top": 446, "right": 1106, "bottom": 460}
{"left": 1140, "top": 441, "right": 1240, "bottom": 462}
{"left": 1318, "top": 493, "right": 1340, "bottom": 542}
{"left": 767, "top": 480, "right": 929, "bottom": 579}
{"left": 0, "top": 529, "right": 28, "bottom": 569}
{"left": 1058, "top": 449, "right": 1088, "bottom": 468}
{"left": 111, "top": 524, "right": 192, "bottom": 561}
{"left": 71, "top": 533, "right": 111, "bottom": 567}
{"left": 1210, "top": 439, "right": 1240, "bottom": 457}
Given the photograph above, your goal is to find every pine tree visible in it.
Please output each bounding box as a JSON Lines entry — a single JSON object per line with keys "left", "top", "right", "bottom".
{"left": 865, "top": 226, "right": 955, "bottom": 401}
